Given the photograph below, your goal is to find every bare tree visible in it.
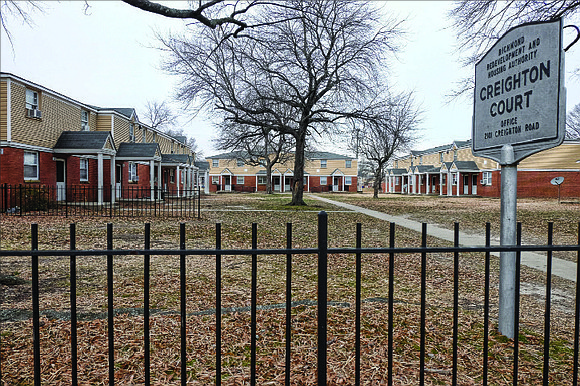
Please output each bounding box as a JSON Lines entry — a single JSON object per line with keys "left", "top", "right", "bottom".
{"left": 159, "top": 0, "right": 402, "bottom": 205}
{"left": 142, "top": 100, "right": 177, "bottom": 130}
{"left": 1, "top": 0, "right": 44, "bottom": 49}
{"left": 351, "top": 91, "right": 421, "bottom": 198}
{"left": 448, "top": 0, "right": 580, "bottom": 98}
{"left": 214, "top": 122, "right": 294, "bottom": 194}
{"left": 567, "top": 102, "right": 580, "bottom": 139}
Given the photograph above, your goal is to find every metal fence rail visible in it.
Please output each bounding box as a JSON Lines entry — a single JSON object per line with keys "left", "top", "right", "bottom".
{"left": 0, "top": 184, "right": 201, "bottom": 218}
{"left": 1, "top": 212, "right": 579, "bottom": 385}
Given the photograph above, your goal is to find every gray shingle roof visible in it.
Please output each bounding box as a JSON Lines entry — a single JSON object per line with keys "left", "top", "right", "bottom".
{"left": 452, "top": 161, "right": 480, "bottom": 171}
{"left": 162, "top": 154, "right": 193, "bottom": 164}
{"left": 116, "top": 143, "right": 160, "bottom": 159}
{"left": 54, "top": 131, "right": 114, "bottom": 151}
{"left": 97, "top": 107, "right": 135, "bottom": 118}
{"left": 194, "top": 161, "right": 210, "bottom": 171}
{"left": 206, "top": 150, "right": 354, "bottom": 160}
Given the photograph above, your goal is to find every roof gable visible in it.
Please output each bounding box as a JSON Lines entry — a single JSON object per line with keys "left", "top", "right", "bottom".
{"left": 54, "top": 131, "right": 116, "bottom": 154}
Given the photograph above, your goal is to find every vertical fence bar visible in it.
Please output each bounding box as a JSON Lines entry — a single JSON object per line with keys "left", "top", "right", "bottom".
{"left": 285, "top": 222, "right": 292, "bottom": 386}
{"left": 542, "top": 222, "right": 553, "bottom": 385}
{"left": 216, "top": 223, "right": 222, "bottom": 386}
{"left": 198, "top": 186, "right": 201, "bottom": 219}
{"left": 513, "top": 222, "right": 522, "bottom": 386}
{"left": 483, "top": 222, "right": 491, "bottom": 386}
{"left": 251, "top": 223, "right": 258, "bottom": 385}
{"left": 144, "top": 223, "right": 151, "bottom": 386}
{"left": 107, "top": 223, "right": 114, "bottom": 386}
{"left": 388, "top": 222, "right": 395, "bottom": 386}
{"left": 32, "top": 223, "right": 40, "bottom": 386}
{"left": 355, "top": 222, "right": 362, "bottom": 385}
{"left": 573, "top": 222, "right": 580, "bottom": 386}
{"left": 420, "top": 223, "right": 427, "bottom": 386}
{"left": 180, "top": 223, "right": 187, "bottom": 386}
{"left": 317, "top": 211, "right": 328, "bottom": 386}
{"left": 70, "top": 223, "right": 78, "bottom": 386}
{"left": 452, "top": 223, "right": 459, "bottom": 386}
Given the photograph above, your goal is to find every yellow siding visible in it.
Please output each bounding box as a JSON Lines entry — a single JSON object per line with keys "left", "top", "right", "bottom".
{"left": 96, "top": 114, "right": 112, "bottom": 131}
{"left": 113, "top": 116, "right": 130, "bottom": 144}
{"left": 10, "top": 82, "right": 84, "bottom": 148}
{"left": 519, "top": 142, "right": 580, "bottom": 170}
{"left": 208, "top": 155, "right": 357, "bottom": 176}
{"left": 0, "top": 80, "right": 7, "bottom": 141}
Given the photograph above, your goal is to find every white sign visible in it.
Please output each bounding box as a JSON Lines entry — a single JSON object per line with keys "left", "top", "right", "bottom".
{"left": 473, "top": 19, "right": 566, "bottom": 163}
{"left": 550, "top": 176, "right": 564, "bottom": 185}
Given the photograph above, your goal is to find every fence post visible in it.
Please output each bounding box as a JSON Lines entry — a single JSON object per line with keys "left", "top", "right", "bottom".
{"left": 317, "top": 211, "right": 328, "bottom": 386}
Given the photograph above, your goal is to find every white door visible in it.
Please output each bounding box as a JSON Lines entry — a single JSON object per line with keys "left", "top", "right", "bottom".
{"left": 472, "top": 175, "right": 478, "bottom": 195}
{"left": 115, "top": 165, "right": 122, "bottom": 199}
{"left": 463, "top": 175, "right": 469, "bottom": 195}
{"left": 273, "top": 176, "right": 281, "bottom": 192}
{"left": 224, "top": 175, "right": 231, "bottom": 191}
{"left": 56, "top": 160, "right": 66, "bottom": 201}
{"left": 333, "top": 177, "right": 339, "bottom": 192}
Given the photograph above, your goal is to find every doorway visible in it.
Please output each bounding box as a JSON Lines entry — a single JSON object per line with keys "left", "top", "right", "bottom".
{"left": 463, "top": 175, "right": 469, "bottom": 195}
{"left": 56, "top": 160, "right": 66, "bottom": 201}
{"left": 472, "top": 174, "right": 478, "bottom": 195}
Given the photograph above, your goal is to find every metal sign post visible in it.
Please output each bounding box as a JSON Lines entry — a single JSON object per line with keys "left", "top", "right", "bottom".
{"left": 473, "top": 19, "right": 566, "bottom": 339}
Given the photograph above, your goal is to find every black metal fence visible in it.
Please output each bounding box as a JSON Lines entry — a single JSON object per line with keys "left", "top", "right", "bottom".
{"left": 1, "top": 213, "right": 579, "bottom": 385}
{"left": 0, "top": 184, "right": 201, "bottom": 218}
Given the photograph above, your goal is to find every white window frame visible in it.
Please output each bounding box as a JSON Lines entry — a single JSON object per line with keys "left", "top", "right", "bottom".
{"left": 81, "top": 110, "right": 90, "bottom": 131}
{"left": 452, "top": 174, "right": 458, "bottom": 186}
{"left": 395, "top": 177, "right": 400, "bottom": 185}
{"left": 129, "top": 162, "right": 138, "bottom": 182}
{"left": 212, "top": 176, "right": 220, "bottom": 184}
{"left": 345, "top": 160, "right": 352, "bottom": 168}
{"left": 237, "top": 159, "right": 244, "bottom": 167}
{"left": 237, "top": 176, "right": 245, "bottom": 184}
{"left": 258, "top": 176, "right": 267, "bottom": 185}
{"left": 482, "top": 171, "right": 492, "bottom": 186}
{"left": 170, "top": 169, "right": 175, "bottom": 183}
{"left": 129, "top": 123, "right": 135, "bottom": 142}
{"left": 142, "top": 127, "right": 147, "bottom": 143}
{"left": 23, "top": 151, "right": 39, "bottom": 180}
{"left": 80, "top": 158, "right": 89, "bottom": 181}
{"left": 345, "top": 176, "right": 352, "bottom": 185}
{"left": 321, "top": 159, "right": 327, "bottom": 168}
{"left": 320, "top": 176, "right": 327, "bottom": 185}
{"left": 25, "top": 89, "right": 39, "bottom": 110}
{"left": 212, "top": 159, "right": 219, "bottom": 168}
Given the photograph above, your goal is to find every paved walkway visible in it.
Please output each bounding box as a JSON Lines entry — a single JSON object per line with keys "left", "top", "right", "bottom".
{"left": 310, "top": 195, "right": 577, "bottom": 282}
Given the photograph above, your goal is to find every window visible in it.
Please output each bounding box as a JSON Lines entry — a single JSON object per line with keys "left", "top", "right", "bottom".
{"left": 171, "top": 142, "right": 174, "bottom": 154}
{"left": 395, "top": 160, "right": 399, "bottom": 168}
{"left": 152, "top": 133, "right": 156, "bottom": 143}
{"left": 481, "top": 171, "right": 492, "bottom": 186}
{"left": 81, "top": 111, "right": 90, "bottom": 131}
{"left": 320, "top": 176, "right": 327, "bottom": 185}
{"left": 212, "top": 176, "right": 219, "bottom": 184}
{"left": 212, "top": 159, "right": 219, "bottom": 167}
{"left": 170, "top": 170, "right": 175, "bottom": 183}
{"left": 452, "top": 174, "right": 458, "bottom": 185}
{"left": 129, "top": 124, "right": 135, "bottom": 142}
{"left": 345, "top": 160, "right": 352, "bottom": 168}
{"left": 23, "top": 151, "right": 39, "bottom": 180}
{"left": 345, "top": 176, "right": 352, "bottom": 185}
{"left": 419, "top": 156, "right": 423, "bottom": 165}
{"left": 258, "top": 176, "right": 267, "bottom": 185}
{"left": 439, "top": 152, "right": 444, "bottom": 162}
{"left": 80, "top": 158, "right": 89, "bottom": 181}
{"left": 129, "top": 162, "right": 138, "bottom": 182}
{"left": 321, "top": 159, "right": 327, "bottom": 168}
{"left": 142, "top": 127, "right": 146, "bottom": 142}
{"left": 453, "top": 149, "right": 458, "bottom": 161}
{"left": 237, "top": 176, "right": 245, "bottom": 184}
{"left": 26, "top": 89, "right": 39, "bottom": 110}
{"left": 237, "top": 159, "right": 244, "bottom": 167}
{"left": 442, "top": 174, "right": 447, "bottom": 184}
{"left": 395, "top": 177, "right": 400, "bottom": 185}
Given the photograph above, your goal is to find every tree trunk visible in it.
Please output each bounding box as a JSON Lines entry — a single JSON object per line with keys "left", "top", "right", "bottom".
{"left": 373, "top": 164, "right": 384, "bottom": 199}
{"left": 266, "top": 159, "right": 273, "bottom": 194}
{"left": 290, "top": 133, "right": 306, "bottom": 205}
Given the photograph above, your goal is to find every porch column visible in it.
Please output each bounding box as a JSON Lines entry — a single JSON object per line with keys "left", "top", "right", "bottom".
{"left": 110, "top": 155, "right": 116, "bottom": 204}
{"left": 457, "top": 172, "right": 461, "bottom": 196}
{"left": 426, "top": 173, "right": 430, "bottom": 195}
{"left": 176, "top": 165, "right": 181, "bottom": 197}
{"left": 97, "top": 152, "right": 104, "bottom": 205}
{"left": 439, "top": 172, "right": 443, "bottom": 196}
{"left": 448, "top": 172, "right": 452, "bottom": 196}
{"left": 282, "top": 175, "right": 285, "bottom": 193}
{"left": 413, "top": 175, "right": 417, "bottom": 194}
{"left": 157, "top": 162, "right": 162, "bottom": 200}
{"left": 150, "top": 160, "right": 155, "bottom": 201}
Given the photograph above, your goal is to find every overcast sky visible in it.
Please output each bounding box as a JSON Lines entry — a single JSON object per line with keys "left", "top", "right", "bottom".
{"left": 2, "top": 1, "right": 579, "bottom": 158}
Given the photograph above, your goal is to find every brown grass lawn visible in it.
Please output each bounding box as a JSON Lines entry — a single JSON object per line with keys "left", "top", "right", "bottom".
{"left": 1, "top": 192, "right": 578, "bottom": 385}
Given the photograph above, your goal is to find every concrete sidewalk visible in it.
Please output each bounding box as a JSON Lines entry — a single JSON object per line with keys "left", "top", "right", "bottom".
{"left": 310, "top": 195, "right": 577, "bottom": 282}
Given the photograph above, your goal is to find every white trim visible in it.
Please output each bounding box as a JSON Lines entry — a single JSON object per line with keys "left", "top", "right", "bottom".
{"left": 111, "top": 115, "right": 115, "bottom": 139}
{"left": 517, "top": 168, "right": 580, "bottom": 172}
{"left": 6, "top": 78, "right": 11, "bottom": 142}
{"left": 1, "top": 142, "right": 53, "bottom": 153}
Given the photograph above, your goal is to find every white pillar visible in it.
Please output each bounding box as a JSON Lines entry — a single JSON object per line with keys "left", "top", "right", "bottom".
{"left": 176, "top": 166, "right": 181, "bottom": 197}
{"left": 439, "top": 172, "right": 443, "bottom": 196}
{"left": 150, "top": 160, "right": 155, "bottom": 201}
{"left": 157, "top": 162, "right": 162, "bottom": 200}
{"left": 97, "top": 153, "right": 104, "bottom": 205}
{"left": 457, "top": 172, "right": 460, "bottom": 196}
{"left": 110, "top": 155, "right": 116, "bottom": 204}
{"left": 426, "top": 173, "right": 430, "bottom": 195}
